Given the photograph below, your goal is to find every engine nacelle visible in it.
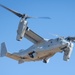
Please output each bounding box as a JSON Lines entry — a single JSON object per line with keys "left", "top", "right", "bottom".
{"left": 63, "top": 43, "right": 74, "bottom": 61}
{"left": 16, "top": 19, "right": 27, "bottom": 41}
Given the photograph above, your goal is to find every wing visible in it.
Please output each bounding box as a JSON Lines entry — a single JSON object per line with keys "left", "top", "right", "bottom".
{"left": 24, "top": 27, "right": 45, "bottom": 44}
{"left": 25, "top": 27, "right": 45, "bottom": 44}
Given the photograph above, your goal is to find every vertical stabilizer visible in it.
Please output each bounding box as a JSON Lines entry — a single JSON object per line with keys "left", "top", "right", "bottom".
{"left": 0, "top": 42, "right": 7, "bottom": 57}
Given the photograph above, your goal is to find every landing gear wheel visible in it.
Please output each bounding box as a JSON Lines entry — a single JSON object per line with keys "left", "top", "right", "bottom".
{"left": 29, "top": 54, "right": 34, "bottom": 58}
{"left": 43, "top": 59, "right": 47, "bottom": 63}
{"left": 29, "top": 51, "right": 35, "bottom": 58}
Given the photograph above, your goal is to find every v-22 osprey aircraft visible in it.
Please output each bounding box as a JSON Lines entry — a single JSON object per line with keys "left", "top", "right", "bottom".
{"left": 0, "top": 4, "right": 75, "bottom": 64}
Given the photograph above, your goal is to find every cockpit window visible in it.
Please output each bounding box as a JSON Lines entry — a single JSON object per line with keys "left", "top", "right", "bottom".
{"left": 57, "top": 38, "right": 59, "bottom": 41}
{"left": 56, "top": 37, "right": 64, "bottom": 41}
{"left": 48, "top": 39, "right": 53, "bottom": 43}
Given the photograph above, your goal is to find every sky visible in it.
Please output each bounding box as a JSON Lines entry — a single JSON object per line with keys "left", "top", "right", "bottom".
{"left": 0, "top": 0, "right": 75, "bottom": 75}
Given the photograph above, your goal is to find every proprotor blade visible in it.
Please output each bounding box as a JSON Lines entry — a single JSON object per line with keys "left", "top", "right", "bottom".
{"left": 0, "top": 4, "right": 23, "bottom": 17}
{"left": 27, "top": 16, "right": 51, "bottom": 19}
{"left": 37, "top": 17, "right": 51, "bottom": 19}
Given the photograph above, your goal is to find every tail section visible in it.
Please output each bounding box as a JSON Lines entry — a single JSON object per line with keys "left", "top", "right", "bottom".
{"left": 0, "top": 42, "right": 7, "bottom": 57}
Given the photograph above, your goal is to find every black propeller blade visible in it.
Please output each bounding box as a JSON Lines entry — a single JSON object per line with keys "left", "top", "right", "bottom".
{"left": 27, "top": 16, "right": 51, "bottom": 19}
{"left": 34, "top": 17, "right": 51, "bottom": 19}
{"left": 0, "top": 4, "right": 24, "bottom": 18}
{"left": 0, "top": 4, "right": 51, "bottom": 19}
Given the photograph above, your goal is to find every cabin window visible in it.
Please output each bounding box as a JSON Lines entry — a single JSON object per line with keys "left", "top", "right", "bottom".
{"left": 51, "top": 41, "right": 52, "bottom": 43}
{"left": 48, "top": 45, "right": 50, "bottom": 47}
